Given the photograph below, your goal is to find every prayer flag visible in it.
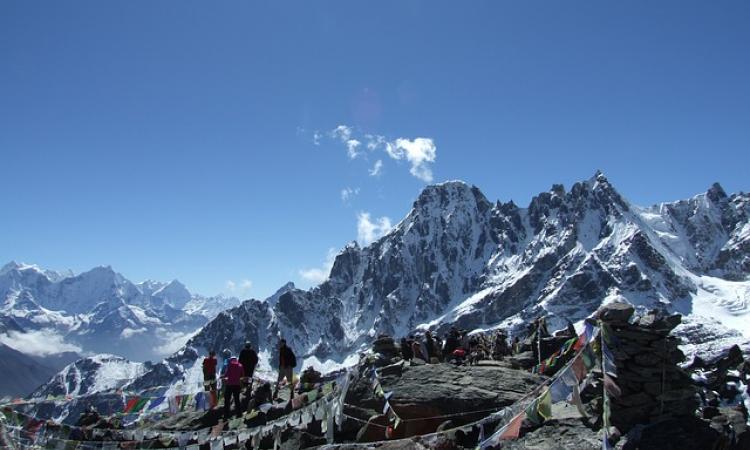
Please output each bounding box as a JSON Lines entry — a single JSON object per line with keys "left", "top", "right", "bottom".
{"left": 500, "top": 412, "right": 526, "bottom": 440}
{"left": 123, "top": 397, "right": 139, "bottom": 413}
{"left": 537, "top": 388, "right": 552, "bottom": 420}
{"left": 148, "top": 396, "right": 165, "bottom": 411}
{"left": 582, "top": 345, "right": 596, "bottom": 371}
{"left": 572, "top": 355, "right": 587, "bottom": 382}
{"left": 525, "top": 397, "right": 543, "bottom": 426}
{"left": 132, "top": 397, "right": 150, "bottom": 413}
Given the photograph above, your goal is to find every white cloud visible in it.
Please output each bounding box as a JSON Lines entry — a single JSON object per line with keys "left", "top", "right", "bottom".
{"left": 313, "top": 131, "right": 322, "bottom": 146}
{"left": 357, "top": 212, "right": 393, "bottom": 245}
{"left": 369, "top": 160, "right": 383, "bottom": 177}
{"left": 365, "top": 134, "right": 386, "bottom": 150}
{"left": 328, "top": 125, "right": 437, "bottom": 182}
{"left": 225, "top": 279, "right": 253, "bottom": 296}
{"left": 330, "top": 125, "right": 353, "bottom": 142}
{"left": 153, "top": 328, "right": 201, "bottom": 357}
{"left": 385, "top": 138, "right": 437, "bottom": 182}
{"left": 341, "top": 187, "right": 360, "bottom": 203}
{"left": 299, "top": 248, "right": 337, "bottom": 284}
{"left": 121, "top": 327, "right": 146, "bottom": 339}
{"left": 345, "top": 139, "right": 362, "bottom": 159}
{"left": 0, "top": 330, "right": 82, "bottom": 356}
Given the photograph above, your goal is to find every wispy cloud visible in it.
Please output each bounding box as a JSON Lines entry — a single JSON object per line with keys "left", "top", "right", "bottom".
{"left": 365, "top": 134, "right": 386, "bottom": 151}
{"left": 225, "top": 279, "right": 253, "bottom": 296}
{"left": 299, "top": 248, "right": 337, "bottom": 284}
{"left": 345, "top": 139, "right": 362, "bottom": 159}
{"left": 324, "top": 125, "right": 437, "bottom": 182}
{"left": 330, "top": 125, "right": 353, "bottom": 142}
{"left": 369, "top": 160, "right": 383, "bottom": 177}
{"left": 341, "top": 187, "right": 360, "bottom": 203}
{"left": 357, "top": 212, "right": 393, "bottom": 245}
{"left": 0, "top": 330, "right": 82, "bottom": 356}
{"left": 386, "top": 137, "right": 437, "bottom": 182}
{"left": 312, "top": 131, "right": 322, "bottom": 146}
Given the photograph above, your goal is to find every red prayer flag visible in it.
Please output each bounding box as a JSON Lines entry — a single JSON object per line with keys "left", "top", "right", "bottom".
{"left": 500, "top": 412, "right": 526, "bottom": 440}
{"left": 572, "top": 355, "right": 587, "bottom": 381}
{"left": 572, "top": 333, "right": 587, "bottom": 351}
{"left": 123, "top": 397, "right": 139, "bottom": 413}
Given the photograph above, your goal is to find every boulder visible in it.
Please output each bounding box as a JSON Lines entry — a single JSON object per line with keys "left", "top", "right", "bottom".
{"left": 597, "top": 302, "right": 634, "bottom": 325}
{"left": 345, "top": 362, "right": 545, "bottom": 441}
{"left": 501, "top": 418, "right": 601, "bottom": 450}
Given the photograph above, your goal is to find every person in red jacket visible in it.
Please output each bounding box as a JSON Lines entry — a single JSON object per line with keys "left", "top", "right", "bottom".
{"left": 222, "top": 354, "right": 244, "bottom": 419}
{"left": 202, "top": 350, "right": 218, "bottom": 392}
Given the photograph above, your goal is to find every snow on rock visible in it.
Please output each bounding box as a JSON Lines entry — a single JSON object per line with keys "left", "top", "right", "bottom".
{"left": 32, "top": 354, "right": 145, "bottom": 398}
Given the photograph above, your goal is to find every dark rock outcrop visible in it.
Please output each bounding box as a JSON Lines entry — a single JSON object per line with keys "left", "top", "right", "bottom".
{"left": 346, "top": 362, "right": 545, "bottom": 441}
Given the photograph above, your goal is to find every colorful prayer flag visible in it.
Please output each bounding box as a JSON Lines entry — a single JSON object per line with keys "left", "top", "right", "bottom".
{"left": 500, "top": 412, "right": 526, "bottom": 440}
{"left": 537, "top": 388, "right": 552, "bottom": 420}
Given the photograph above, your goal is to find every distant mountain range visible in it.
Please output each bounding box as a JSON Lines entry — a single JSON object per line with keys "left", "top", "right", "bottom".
{"left": 0, "top": 262, "right": 243, "bottom": 395}
{"left": 12, "top": 172, "right": 750, "bottom": 409}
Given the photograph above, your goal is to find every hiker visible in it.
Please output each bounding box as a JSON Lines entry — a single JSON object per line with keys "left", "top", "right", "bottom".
{"left": 434, "top": 335, "right": 444, "bottom": 362}
{"left": 239, "top": 341, "right": 259, "bottom": 392}
{"left": 411, "top": 337, "right": 424, "bottom": 362}
{"left": 493, "top": 330, "right": 510, "bottom": 360}
{"left": 222, "top": 352, "right": 244, "bottom": 419}
{"left": 202, "top": 350, "right": 218, "bottom": 392}
{"left": 400, "top": 337, "right": 414, "bottom": 363}
{"left": 450, "top": 347, "right": 467, "bottom": 365}
{"left": 220, "top": 348, "right": 232, "bottom": 377}
{"left": 424, "top": 331, "right": 438, "bottom": 363}
{"left": 273, "top": 339, "right": 297, "bottom": 399}
{"left": 511, "top": 336, "right": 521, "bottom": 355}
{"left": 468, "top": 334, "right": 483, "bottom": 365}
{"left": 443, "top": 327, "right": 459, "bottom": 359}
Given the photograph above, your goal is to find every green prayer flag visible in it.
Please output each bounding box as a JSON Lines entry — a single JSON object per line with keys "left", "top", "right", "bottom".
{"left": 524, "top": 397, "right": 543, "bottom": 426}
{"left": 132, "top": 397, "right": 150, "bottom": 413}
{"left": 582, "top": 345, "right": 596, "bottom": 371}
{"left": 537, "top": 388, "right": 552, "bottom": 420}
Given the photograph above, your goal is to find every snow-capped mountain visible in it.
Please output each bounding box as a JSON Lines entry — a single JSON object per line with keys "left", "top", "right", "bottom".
{"left": 107, "top": 172, "right": 748, "bottom": 396}
{"left": 0, "top": 264, "right": 242, "bottom": 369}
{"left": 32, "top": 354, "right": 146, "bottom": 399}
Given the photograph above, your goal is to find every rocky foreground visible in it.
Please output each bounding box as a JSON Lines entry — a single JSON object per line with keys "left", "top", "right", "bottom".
{"left": 4, "top": 304, "right": 750, "bottom": 449}
{"left": 117, "top": 308, "right": 750, "bottom": 449}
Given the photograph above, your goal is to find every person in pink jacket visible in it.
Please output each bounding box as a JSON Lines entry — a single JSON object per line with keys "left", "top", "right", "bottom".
{"left": 222, "top": 354, "right": 244, "bottom": 419}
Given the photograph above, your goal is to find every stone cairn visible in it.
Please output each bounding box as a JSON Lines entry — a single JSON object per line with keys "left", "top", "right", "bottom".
{"left": 597, "top": 302, "right": 698, "bottom": 434}
{"left": 371, "top": 335, "right": 401, "bottom": 367}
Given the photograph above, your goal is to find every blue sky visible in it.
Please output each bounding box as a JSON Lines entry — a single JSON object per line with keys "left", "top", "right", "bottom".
{"left": 1, "top": 1, "right": 748, "bottom": 299}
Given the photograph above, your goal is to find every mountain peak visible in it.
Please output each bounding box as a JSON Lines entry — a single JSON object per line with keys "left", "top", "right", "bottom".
{"left": 707, "top": 182, "right": 727, "bottom": 202}
{"left": 413, "top": 180, "right": 489, "bottom": 213}
{"left": 0, "top": 261, "right": 23, "bottom": 275}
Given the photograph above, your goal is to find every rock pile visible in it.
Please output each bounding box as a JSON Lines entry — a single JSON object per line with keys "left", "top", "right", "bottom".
{"left": 597, "top": 303, "right": 698, "bottom": 435}
{"left": 371, "top": 335, "right": 401, "bottom": 367}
